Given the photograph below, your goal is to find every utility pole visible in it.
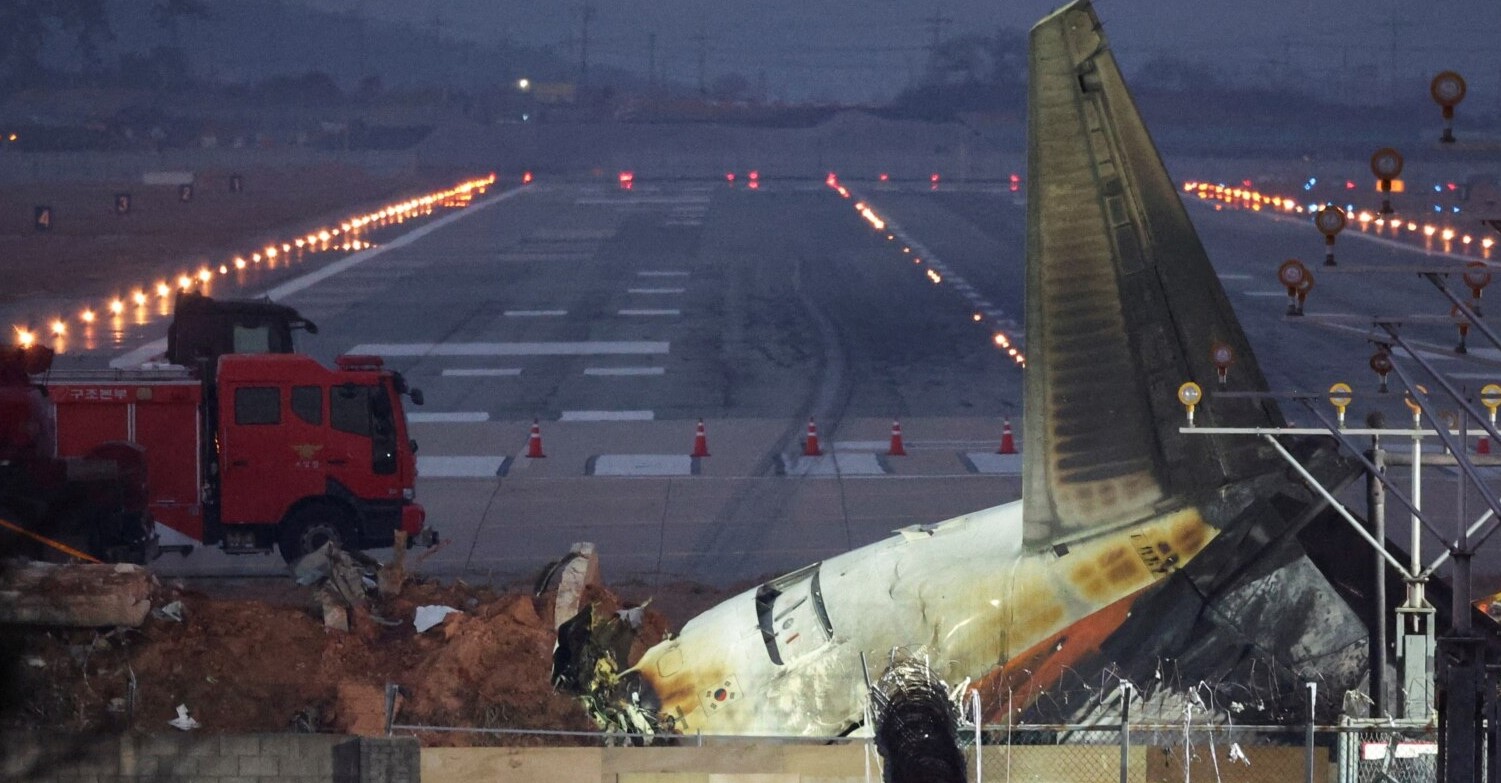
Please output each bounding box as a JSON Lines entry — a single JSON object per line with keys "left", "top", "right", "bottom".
{"left": 579, "top": 3, "right": 596, "bottom": 89}
{"left": 354, "top": 0, "right": 367, "bottom": 87}
{"left": 431, "top": 10, "right": 446, "bottom": 97}
{"left": 923, "top": 6, "right": 953, "bottom": 66}
{"left": 692, "top": 31, "right": 707, "bottom": 96}
{"left": 1384, "top": 9, "right": 1412, "bottom": 96}
{"left": 647, "top": 31, "right": 657, "bottom": 91}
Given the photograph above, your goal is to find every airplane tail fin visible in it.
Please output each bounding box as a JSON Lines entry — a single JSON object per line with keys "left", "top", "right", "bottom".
{"left": 1022, "top": 1, "right": 1315, "bottom": 547}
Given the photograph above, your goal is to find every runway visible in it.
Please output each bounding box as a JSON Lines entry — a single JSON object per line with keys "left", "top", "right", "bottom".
{"left": 40, "top": 173, "right": 1501, "bottom": 587}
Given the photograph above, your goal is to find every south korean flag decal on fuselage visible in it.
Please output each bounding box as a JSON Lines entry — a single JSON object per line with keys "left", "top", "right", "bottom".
{"left": 700, "top": 675, "right": 743, "bottom": 714}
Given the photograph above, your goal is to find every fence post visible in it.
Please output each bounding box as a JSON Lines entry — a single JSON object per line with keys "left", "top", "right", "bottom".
{"left": 1306, "top": 682, "right": 1318, "bottom": 783}
{"left": 973, "top": 691, "right": 983, "bottom": 783}
{"left": 383, "top": 683, "right": 400, "bottom": 736}
{"left": 1120, "top": 681, "right": 1133, "bottom": 783}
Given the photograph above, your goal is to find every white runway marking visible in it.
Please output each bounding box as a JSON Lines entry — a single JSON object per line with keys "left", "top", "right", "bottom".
{"left": 963, "top": 453, "right": 1023, "bottom": 474}
{"left": 619, "top": 309, "right": 680, "bottom": 316}
{"left": 830, "top": 441, "right": 890, "bottom": 451}
{"left": 780, "top": 453, "right": 888, "bottom": 476}
{"left": 574, "top": 197, "right": 710, "bottom": 205}
{"left": 628, "top": 288, "right": 686, "bottom": 294}
{"left": 638, "top": 270, "right": 690, "bottom": 277}
{"left": 442, "top": 368, "right": 523, "bottom": 377}
{"left": 408, "top": 411, "right": 490, "bottom": 423}
{"left": 584, "top": 367, "right": 666, "bottom": 376}
{"left": 349, "top": 341, "right": 669, "bottom": 356}
{"left": 504, "top": 309, "right": 567, "bottom": 317}
{"left": 110, "top": 185, "right": 529, "bottom": 369}
{"left": 591, "top": 455, "right": 693, "bottom": 476}
{"left": 560, "top": 410, "right": 655, "bottom": 421}
{"left": 418, "top": 456, "right": 508, "bottom": 478}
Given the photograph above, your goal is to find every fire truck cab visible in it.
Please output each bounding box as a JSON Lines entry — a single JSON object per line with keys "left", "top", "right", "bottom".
{"left": 47, "top": 352, "right": 429, "bottom": 563}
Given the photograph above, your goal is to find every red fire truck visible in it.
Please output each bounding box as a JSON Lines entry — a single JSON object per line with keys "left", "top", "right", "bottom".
{"left": 2, "top": 300, "right": 433, "bottom": 564}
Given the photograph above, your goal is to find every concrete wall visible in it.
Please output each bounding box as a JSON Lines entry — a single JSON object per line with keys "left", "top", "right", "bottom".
{"left": 1, "top": 734, "right": 1331, "bottom": 783}
{"left": 420, "top": 743, "right": 1137, "bottom": 783}
{"left": 0, "top": 732, "right": 416, "bottom": 783}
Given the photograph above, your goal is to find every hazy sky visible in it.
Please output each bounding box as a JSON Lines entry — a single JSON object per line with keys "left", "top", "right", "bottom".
{"left": 304, "top": 0, "right": 1501, "bottom": 103}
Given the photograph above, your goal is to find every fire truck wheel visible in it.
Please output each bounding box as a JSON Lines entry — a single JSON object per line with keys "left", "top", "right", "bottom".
{"left": 279, "top": 503, "right": 354, "bottom": 564}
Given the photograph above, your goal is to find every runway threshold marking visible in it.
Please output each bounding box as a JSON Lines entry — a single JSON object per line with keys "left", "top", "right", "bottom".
{"left": 560, "top": 410, "right": 655, "bottom": 421}
{"left": 348, "top": 341, "right": 669, "bottom": 356}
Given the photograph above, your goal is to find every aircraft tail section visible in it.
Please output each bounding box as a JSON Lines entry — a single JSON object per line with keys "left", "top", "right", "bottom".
{"left": 1023, "top": 1, "right": 1294, "bottom": 547}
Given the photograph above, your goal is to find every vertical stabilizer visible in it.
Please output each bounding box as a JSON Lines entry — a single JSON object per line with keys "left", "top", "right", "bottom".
{"left": 1022, "top": 1, "right": 1286, "bottom": 547}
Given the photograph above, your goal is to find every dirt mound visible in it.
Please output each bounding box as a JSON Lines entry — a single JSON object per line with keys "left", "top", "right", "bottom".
{"left": 3, "top": 576, "right": 709, "bottom": 745}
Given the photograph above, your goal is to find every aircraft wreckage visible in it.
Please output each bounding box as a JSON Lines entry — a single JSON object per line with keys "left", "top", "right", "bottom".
{"left": 554, "top": 0, "right": 1378, "bottom": 736}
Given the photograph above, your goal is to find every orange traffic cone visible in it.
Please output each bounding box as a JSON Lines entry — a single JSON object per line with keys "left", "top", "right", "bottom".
{"left": 888, "top": 419, "right": 907, "bottom": 456}
{"left": 998, "top": 419, "right": 1017, "bottom": 455}
{"left": 804, "top": 417, "right": 823, "bottom": 456}
{"left": 691, "top": 419, "right": 711, "bottom": 458}
{"left": 1481, "top": 436, "right": 1491, "bottom": 455}
{"left": 526, "top": 419, "right": 546, "bottom": 458}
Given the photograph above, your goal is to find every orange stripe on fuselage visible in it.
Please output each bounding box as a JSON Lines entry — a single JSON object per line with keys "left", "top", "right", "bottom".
{"left": 973, "top": 585, "right": 1146, "bottom": 722}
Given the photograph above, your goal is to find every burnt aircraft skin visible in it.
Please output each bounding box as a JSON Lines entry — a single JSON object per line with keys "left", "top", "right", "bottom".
{"left": 558, "top": 0, "right": 1367, "bottom": 735}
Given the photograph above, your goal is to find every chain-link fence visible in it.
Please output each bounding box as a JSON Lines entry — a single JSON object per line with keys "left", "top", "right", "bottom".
{"left": 384, "top": 689, "right": 1443, "bottom": 783}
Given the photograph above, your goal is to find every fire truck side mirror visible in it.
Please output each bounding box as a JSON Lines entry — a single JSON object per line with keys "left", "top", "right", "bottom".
{"left": 409, "top": 388, "right": 425, "bottom": 406}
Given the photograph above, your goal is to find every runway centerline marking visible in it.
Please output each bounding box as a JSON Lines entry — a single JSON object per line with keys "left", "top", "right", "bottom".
{"left": 619, "top": 309, "right": 680, "bottom": 316}
{"left": 408, "top": 411, "right": 490, "bottom": 423}
{"left": 504, "top": 309, "right": 568, "bottom": 317}
{"left": 560, "top": 410, "right": 655, "bottom": 421}
{"left": 442, "top": 368, "right": 523, "bottom": 377}
{"left": 584, "top": 367, "right": 666, "bottom": 376}
{"left": 348, "top": 341, "right": 669, "bottom": 356}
